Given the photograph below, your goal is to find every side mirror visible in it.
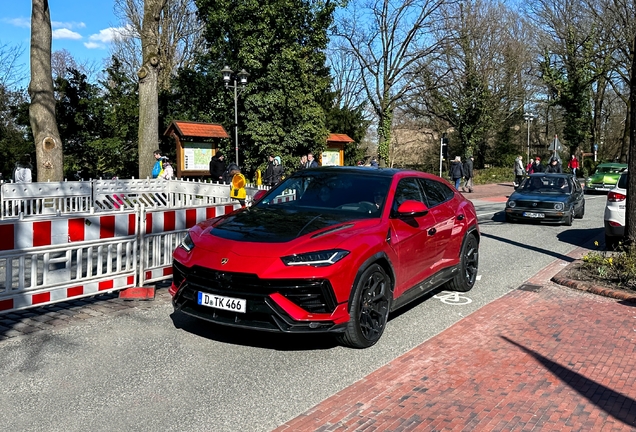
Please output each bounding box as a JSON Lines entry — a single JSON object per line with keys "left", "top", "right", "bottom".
{"left": 397, "top": 200, "right": 429, "bottom": 217}
{"left": 252, "top": 189, "right": 267, "bottom": 204}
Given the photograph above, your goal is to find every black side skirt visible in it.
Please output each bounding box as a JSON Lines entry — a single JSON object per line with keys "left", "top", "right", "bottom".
{"left": 390, "top": 265, "right": 460, "bottom": 312}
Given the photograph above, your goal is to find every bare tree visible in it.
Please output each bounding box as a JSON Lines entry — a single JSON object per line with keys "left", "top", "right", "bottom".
{"left": 29, "top": 0, "right": 63, "bottom": 182}
{"left": 137, "top": 0, "right": 167, "bottom": 179}
{"left": 112, "top": 0, "right": 204, "bottom": 90}
{"left": 332, "top": 0, "right": 445, "bottom": 165}
{"left": 408, "top": 0, "right": 535, "bottom": 161}
{"left": 0, "top": 41, "right": 26, "bottom": 89}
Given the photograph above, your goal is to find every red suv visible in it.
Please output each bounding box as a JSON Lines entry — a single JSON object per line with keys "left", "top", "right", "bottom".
{"left": 170, "top": 167, "right": 480, "bottom": 348}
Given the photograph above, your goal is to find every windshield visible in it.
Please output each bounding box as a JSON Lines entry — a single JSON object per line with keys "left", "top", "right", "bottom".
{"left": 255, "top": 170, "right": 392, "bottom": 218}
{"left": 520, "top": 176, "right": 571, "bottom": 194}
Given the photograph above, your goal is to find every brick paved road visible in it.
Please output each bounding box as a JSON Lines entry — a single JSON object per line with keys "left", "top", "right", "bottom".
{"left": 275, "top": 284, "right": 636, "bottom": 431}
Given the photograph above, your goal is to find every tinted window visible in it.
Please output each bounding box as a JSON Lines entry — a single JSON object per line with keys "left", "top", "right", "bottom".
{"left": 257, "top": 170, "right": 392, "bottom": 218}
{"left": 618, "top": 172, "right": 628, "bottom": 189}
{"left": 419, "top": 178, "right": 453, "bottom": 207}
{"left": 392, "top": 178, "right": 424, "bottom": 213}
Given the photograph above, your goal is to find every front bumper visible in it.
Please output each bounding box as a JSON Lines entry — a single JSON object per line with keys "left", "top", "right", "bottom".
{"left": 585, "top": 183, "right": 615, "bottom": 192}
{"left": 604, "top": 221, "right": 625, "bottom": 238}
{"left": 505, "top": 208, "right": 570, "bottom": 223}
{"left": 170, "top": 261, "right": 349, "bottom": 334}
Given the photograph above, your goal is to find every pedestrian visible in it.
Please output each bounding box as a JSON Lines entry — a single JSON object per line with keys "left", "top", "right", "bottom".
{"left": 264, "top": 154, "right": 284, "bottom": 186}
{"left": 546, "top": 157, "right": 562, "bottom": 173}
{"left": 449, "top": 156, "right": 464, "bottom": 190}
{"left": 567, "top": 154, "right": 579, "bottom": 178}
{"left": 151, "top": 149, "right": 163, "bottom": 179}
{"left": 370, "top": 157, "right": 379, "bottom": 168}
{"left": 298, "top": 155, "right": 308, "bottom": 171}
{"left": 532, "top": 157, "right": 545, "bottom": 173}
{"left": 229, "top": 166, "right": 247, "bottom": 207}
{"left": 13, "top": 155, "right": 33, "bottom": 183}
{"left": 209, "top": 151, "right": 226, "bottom": 183}
{"left": 306, "top": 152, "right": 318, "bottom": 168}
{"left": 513, "top": 155, "right": 525, "bottom": 187}
{"left": 462, "top": 155, "right": 474, "bottom": 193}
{"left": 526, "top": 158, "right": 534, "bottom": 175}
{"left": 159, "top": 157, "right": 174, "bottom": 180}
{"left": 222, "top": 161, "right": 240, "bottom": 184}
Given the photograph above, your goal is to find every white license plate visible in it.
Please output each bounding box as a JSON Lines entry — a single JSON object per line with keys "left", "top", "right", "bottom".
{"left": 523, "top": 212, "right": 545, "bottom": 218}
{"left": 197, "top": 292, "right": 246, "bottom": 313}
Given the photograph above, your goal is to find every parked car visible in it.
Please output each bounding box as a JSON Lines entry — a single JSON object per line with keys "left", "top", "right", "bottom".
{"left": 585, "top": 162, "right": 628, "bottom": 192}
{"left": 505, "top": 173, "right": 585, "bottom": 226}
{"left": 604, "top": 170, "right": 628, "bottom": 249}
{"left": 170, "top": 166, "right": 480, "bottom": 348}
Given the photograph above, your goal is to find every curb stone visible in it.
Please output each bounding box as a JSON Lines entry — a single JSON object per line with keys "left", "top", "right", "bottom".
{"left": 551, "top": 260, "right": 636, "bottom": 303}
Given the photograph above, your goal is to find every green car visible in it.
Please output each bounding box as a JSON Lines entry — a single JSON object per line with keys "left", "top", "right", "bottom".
{"left": 585, "top": 162, "right": 628, "bottom": 192}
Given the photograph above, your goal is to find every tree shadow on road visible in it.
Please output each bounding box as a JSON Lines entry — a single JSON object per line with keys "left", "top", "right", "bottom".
{"left": 502, "top": 336, "right": 636, "bottom": 427}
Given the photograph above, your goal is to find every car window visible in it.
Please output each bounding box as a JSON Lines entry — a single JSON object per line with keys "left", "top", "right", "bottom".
{"left": 391, "top": 178, "right": 424, "bottom": 213}
{"left": 418, "top": 178, "right": 453, "bottom": 207}
{"left": 257, "top": 171, "right": 392, "bottom": 217}
{"left": 618, "top": 172, "right": 628, "bottom": 189}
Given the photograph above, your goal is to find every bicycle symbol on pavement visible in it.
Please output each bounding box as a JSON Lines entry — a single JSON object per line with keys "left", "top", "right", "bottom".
{"left": 433, "top": 291, "right": 472, "bottom": 305}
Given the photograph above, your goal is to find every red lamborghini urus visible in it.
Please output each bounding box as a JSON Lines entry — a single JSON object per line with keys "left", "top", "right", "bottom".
{"left": 170, "top": 167, "right": 480, "bottom": 348}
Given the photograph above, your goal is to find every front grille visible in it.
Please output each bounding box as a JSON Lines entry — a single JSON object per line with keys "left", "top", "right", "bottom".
{"left": 173, "top": 261, "right": 337, "bottom": 313}
{"left": 515, "top": 200, "right": 560, "bottom": 210}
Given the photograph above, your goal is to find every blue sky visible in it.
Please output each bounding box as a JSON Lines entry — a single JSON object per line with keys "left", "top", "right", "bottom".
{"left": 0, "top": 0, "right": 120, "bottom": 82}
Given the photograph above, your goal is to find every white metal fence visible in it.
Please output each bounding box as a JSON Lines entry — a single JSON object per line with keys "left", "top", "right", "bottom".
{"left": 0, "top": 178, "right": 268, "bottom": 314}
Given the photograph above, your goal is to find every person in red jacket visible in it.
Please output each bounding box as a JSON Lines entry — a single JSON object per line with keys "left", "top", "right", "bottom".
{"left": 567, "top": 154, "right": 579, "bottom": 178}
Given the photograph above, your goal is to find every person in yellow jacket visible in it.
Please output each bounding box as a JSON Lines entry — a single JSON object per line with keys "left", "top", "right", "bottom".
{"left": 230, "top": 168, "right": 247, "bottom": 207}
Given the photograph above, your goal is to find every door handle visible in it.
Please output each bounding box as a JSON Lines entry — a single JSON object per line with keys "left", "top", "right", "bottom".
{"left": 428, "top": 228, "right": 437, "bottom": 236}
{"left": 457, "top": 214, "right": 465, "bottom": 221}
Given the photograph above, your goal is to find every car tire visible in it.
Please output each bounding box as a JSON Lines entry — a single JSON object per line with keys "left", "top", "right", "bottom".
{"left": 575, "top": 202, "right": 585, "bottom": 219}
{"left": 505, "top": 213, "right": 513, "bottom": 223}
{"left": 565, "top": 209, "right": 573, "bottom": 226}
{"left": 338, "top": 264, "right": 391, "bottom": 349}
{"left": 445, "top": 233, "right": 479, "bottom": 293}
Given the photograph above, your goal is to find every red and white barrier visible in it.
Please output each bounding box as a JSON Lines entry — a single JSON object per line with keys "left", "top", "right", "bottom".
{"left": 0, "top": 274, "right": 136, "bottom": 313}
{"left": 0, "top": 200, "right": 244, "bottom": 314}
{"left": 139, "top": 203, "right": 241, "bottom": 285}
{"left": 0, "top": 213, "right": 136, "bottom": 251}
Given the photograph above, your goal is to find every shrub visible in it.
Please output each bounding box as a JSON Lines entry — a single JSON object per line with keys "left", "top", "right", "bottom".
{"left": 581, "top": 241, "right": 636, "bottom": 291}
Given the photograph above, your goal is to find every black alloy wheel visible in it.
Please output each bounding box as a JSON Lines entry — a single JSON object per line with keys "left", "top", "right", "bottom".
{"left": 338, "top": 264, "right": 391, "bottom": 349}
{"left": 446, "top": 234, "right": 479, "bottom": 292}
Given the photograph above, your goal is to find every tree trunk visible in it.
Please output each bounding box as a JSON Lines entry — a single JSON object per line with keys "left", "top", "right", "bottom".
{"left": 137, "top": 0, "right": 166, "bottom": 179}
{"left": 626, "top": 32, "right": 636, "bottom": 245}
{"left": 29, "top": 0, "right": 63, "bottom": 182}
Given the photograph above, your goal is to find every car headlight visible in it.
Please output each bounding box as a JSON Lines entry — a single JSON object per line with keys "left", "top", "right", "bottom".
{"left": 281, "top": 249, "right": 350, "bottom": 267}
{"left": 179, "top": 233, "right": 195, "bottom": 252}
{"left": 507, "top": 200, "right": 516, "bottom": 208}
{"left": 553, "top": 203, "right": 564, "bottom": 211}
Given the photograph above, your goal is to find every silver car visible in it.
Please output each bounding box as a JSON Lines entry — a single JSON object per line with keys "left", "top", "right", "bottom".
{"left": 603, "top": 171, "right": 628, "bottom": 249}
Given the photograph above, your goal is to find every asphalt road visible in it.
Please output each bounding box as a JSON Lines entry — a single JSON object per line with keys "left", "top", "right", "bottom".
{"left": 0, "top": 194, "right": 608, "bottom": 432}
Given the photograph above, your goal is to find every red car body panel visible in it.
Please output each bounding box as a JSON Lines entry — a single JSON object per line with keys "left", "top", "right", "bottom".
{"left": 170, "top": 167, "right": 479, "bottom": 337}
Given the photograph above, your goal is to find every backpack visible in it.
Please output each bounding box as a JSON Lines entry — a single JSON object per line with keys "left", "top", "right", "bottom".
{"left": 152, "top": 160, "right": 162, "bottom": 178}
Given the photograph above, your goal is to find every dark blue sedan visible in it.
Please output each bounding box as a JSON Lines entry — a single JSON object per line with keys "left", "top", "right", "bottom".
{"left": 505, "top": 173, "right": 585, "bottom": 226}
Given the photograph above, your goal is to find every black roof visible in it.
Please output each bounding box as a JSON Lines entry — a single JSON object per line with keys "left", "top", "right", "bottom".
{"left": 293, "top": 166, "right": 403, "bottom": 177}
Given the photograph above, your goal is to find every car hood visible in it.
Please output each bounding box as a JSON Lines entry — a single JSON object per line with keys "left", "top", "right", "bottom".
{"left": 509, "top": 190, "right": 570, "bottom": 202}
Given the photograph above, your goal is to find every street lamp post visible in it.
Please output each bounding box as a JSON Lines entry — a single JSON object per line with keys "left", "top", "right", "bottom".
{"left": 221, "top": 66, "right": 249, "bottom": 165}
{"left": 523, "top": 112, "right": 536, "bottom": 165}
